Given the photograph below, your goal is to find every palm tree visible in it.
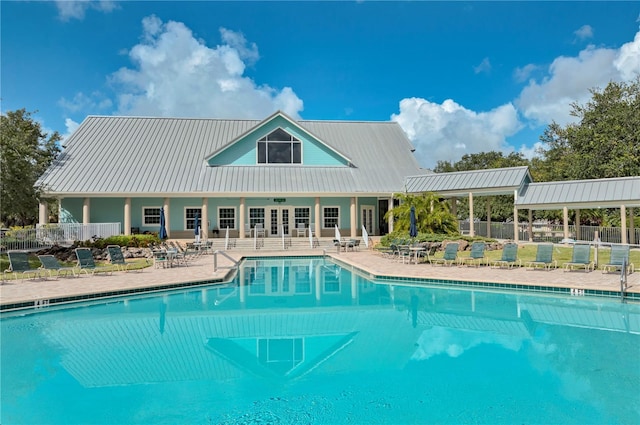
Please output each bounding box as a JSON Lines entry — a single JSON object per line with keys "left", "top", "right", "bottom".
{"left": 384, "top": 192, "right": 458, "bottom": 235}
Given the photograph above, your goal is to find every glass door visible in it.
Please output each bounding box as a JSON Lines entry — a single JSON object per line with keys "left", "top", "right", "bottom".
{"left": 361, "top": 206, "right": 374, "bottom": 235}
{"left": 269, "top": 207, "right": 292, "bottom": 237}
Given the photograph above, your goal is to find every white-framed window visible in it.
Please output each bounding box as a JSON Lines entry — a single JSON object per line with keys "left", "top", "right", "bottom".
{"left": 257, "top": 128, "right": 302, "bottom": 164}
{"left": 143, "top": 207, "right": 161, "bottom": 225}
{"left": 218, "top": 207, "right": 236, "bottom": 230}
{"left": 294, "top": 207, "right": 310, "bottom": 226}
{"left": 185, "top": 207, "right": 202, "bottom": 230}
{"left": 322, "top": 207, "right": 339, "bottom": 229}
{"left": 248, "top": 207, "right": 265, "bottom": 228}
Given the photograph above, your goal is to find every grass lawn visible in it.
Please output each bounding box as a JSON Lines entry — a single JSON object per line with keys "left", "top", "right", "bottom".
{"left": 0, "top": 255, "right": 150, "bottom": 280}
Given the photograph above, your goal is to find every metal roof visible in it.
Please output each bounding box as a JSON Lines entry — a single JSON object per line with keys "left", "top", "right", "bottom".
{"left": 37, "top": 114, "right": 425, "bottom": 197}
{"left": 516, "top": 176, "right": 640, "bottom": 209}
{"left": 404, "top": 166, "right": 532, "bottom": 197}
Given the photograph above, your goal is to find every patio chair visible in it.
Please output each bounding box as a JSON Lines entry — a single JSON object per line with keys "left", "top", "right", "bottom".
{"left": 525, "top": 244, "right": 557, "bottom": 270}
{"left": 254, "top": 223, "right": 266, "bottom": 238}
{"left": 601, "top": 244, "right": 634, "bottom": 274}
{"left": 107, "top": 245, "right": 137, "bottom": 272}
{"left": 75, "top": 248, "right": 113, "bottom": 275}
{"left": 4, "top": 251, "right": 44, "bottom": 281}
{"left": 430, "top": 242, "right": 459, "bottom": 266}
{"left": 38, "top": 255, "right": 77, "bottom": 278}
{"left": 492, "top": 243, "right": 522, "bottom": 269}
{"left": 563, "top": 244, "right": 594, "bottom": 272}
{"left": 152, "top": 249, "right": 170, "bottom": 268}
{"left": 458, "top": 241, "right": 487, "bottom": 267}
{"left": 295, "top": 223, "right": 306, "bottom": 237}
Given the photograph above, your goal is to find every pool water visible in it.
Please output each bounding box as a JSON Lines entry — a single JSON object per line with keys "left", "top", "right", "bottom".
{"left": 1, "top": 257, "right": 639, "bottom": 424}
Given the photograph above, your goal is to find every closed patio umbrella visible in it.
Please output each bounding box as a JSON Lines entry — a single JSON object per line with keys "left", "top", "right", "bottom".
{"left": 159, "top": 207, "right": 168, "bottom": 240}
{"left": 409, "top": 206, "right": 418, "bottom": 238}
{"left": 194, "top": 212, "right": 200, "bottom": 243}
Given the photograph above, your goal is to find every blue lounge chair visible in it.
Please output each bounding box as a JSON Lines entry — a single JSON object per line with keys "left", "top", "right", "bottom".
{"left": 107, "top": 245, "right": 137, "bottom": 272}
{"left": 458, "top": 241, "right": 487, "bottom": 267}
{"left": 492, "top": 243, "right": 522, "bottom": 269}
{"left": 525, "top": 244, "right": 557, "bottom": 270}
{"left": 563, "top": 244, "right": 594, "bottom": 272}
{"left": 4, "top": 251, "right": 44, "bottom": 281}
{"left": 38, "top": 255, "right": 77, "bottom": 278}
{"left": 601, "top": 244, "right": 634, "bottom": 274}
{"left": 75, "top": 248, "right": 113, "bottom": 275}
{"left": 430, "top": 242, "right": 459, "bottom": 266}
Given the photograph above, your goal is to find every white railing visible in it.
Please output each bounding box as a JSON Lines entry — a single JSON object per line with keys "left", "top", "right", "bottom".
{"left": 1, "top": 223, "right": 121, "bottom": 251}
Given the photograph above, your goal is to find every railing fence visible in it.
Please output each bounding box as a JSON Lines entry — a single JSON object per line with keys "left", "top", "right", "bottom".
{"left": 1, "top": 223, "right": 121, "bottom": 252}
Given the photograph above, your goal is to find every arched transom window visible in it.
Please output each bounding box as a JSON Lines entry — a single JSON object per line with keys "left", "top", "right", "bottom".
{"left": 257, "top": 128, "right": 302, "bottom": 164}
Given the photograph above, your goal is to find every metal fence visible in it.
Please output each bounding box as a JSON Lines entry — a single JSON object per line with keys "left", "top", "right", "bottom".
{"left": 0, "top": 223, "right": 121, "bottom": 252}
{"left": 459, "top": 221, "right": 640, "bottom": 245}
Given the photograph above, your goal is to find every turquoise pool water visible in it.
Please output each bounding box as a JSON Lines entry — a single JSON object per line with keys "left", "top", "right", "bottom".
{"left": 1, "top": 257, "right": 639, "bottom": 424}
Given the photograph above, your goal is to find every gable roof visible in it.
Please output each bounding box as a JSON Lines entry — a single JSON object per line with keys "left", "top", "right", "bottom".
{"left": 37, "top": 115, "right": 425, "bottom": 196}
{"left": 404, "top": 166, "right": 532, "bottom": 197}
{"left": 515, "top": 176, "right": 640, "bottom": 209}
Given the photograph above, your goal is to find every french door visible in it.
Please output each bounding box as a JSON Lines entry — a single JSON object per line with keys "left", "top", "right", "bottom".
{"left": 268, "top": 207, "right": 293, "bottom": 237}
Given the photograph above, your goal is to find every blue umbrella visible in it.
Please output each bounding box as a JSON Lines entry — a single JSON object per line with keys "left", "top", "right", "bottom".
{"left": 159, "top": 207, "right": 168, "bottom": 240}
{"left": 409, "top": 206, "right": 418, "bottom": 238}
{"left": 194, "top": 212, "right": 200, "bottom": 242}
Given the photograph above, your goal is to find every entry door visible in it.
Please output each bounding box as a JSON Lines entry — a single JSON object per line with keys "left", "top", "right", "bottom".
{"left": 361, "top": 206, "right": 374, "bottom": 235}
{"left": 269, "top": 207, "right": 292, "bottom": 237}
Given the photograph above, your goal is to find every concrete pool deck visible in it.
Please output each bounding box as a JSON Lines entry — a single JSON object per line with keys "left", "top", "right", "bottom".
{"left": 1, "top": 248, "right": 638, "bottom": 309}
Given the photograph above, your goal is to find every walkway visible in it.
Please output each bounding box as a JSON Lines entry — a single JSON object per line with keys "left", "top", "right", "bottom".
{"left": 1, "top": 249, "right": 638, "bottom": 310}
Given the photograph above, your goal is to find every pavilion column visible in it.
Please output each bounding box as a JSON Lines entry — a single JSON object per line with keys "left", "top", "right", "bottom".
{"left": 486, "top": 200, "right": 491, "bottom": 238}
{"left": 239, "top": 197, "right": 246, "bottom": 239}
{"left": 314, "top": 197, "right": 321, "bottom": 238}
{"left": 82, "top": 198, "right": 90, "bottom": 225}
{"left": 563, "top": 206, "right": 569, "bottom": 242}
{"left": 124, "top": 197, "right": 131, "bottom": 235}
{"left": 202, "top": 197, "right": 208, "bottom": 238}
{"left": 468, "top": 192, "right": 475, "bottom": 237}
{"left": 350, "top": 197, "right": 357, "bottom": 237}
{"left": 513, "top": 189, "right": 519, "bottom": 242}
{"left": 629, "top": 207, "right": 635, "bottom": 245}
{"left": 621, "top": 205, "right": 627, "bottom": 245}
{"left": 38, "top": 201, "right": 48, "bottom": 226}
{"left": 575, "top": 209, "right": 581, "bottom": 241}
{"left": 58, "top": 197, "right": 64, "bottom": 222}
{"left": 451, "top": 198, "right": 458, "bottom": 233}
{"left": 163, "top": 198, "right": 170, "bottom": 238}
{"left": 388, "top": 196, "right": 394, "bottom": 233}
{"left": 528, "top": 210, "right": 533, "bottom": 242}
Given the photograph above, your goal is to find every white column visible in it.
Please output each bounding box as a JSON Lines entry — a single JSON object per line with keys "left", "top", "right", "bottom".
{"left": 575, "top": 209, "right": 581, "bottom": 241}
{"left": 629, "top": 207, "right": 635, "bottom": 245}
{"left": 388, "top": 196, "right": 394, "bottom": 233}
{"left": 350, "top": 197, "right": 357, "bottom": 237}
{"left": 239, "top": 197, "right": 246, "bottom": 239}
{"left": 486, "top": 200, "right": 491, "bottom": 238}
{"left": 621, "top": 205, "right": 627, "bottom": 245}
{"left": 38, "top": 201, "right": 48, "bottom": 225}
{"left": 468, "top": 192, "right": 475, "bottom": 237}
{"left": 58, "top": 197, "right": 64, "bottom": 222}
{"left": 202, "top": 197, "right": 208, "bottom": 238}
{"left": 164, "top": 197, "right": 171, "bottom": 238}
{"left": 315, "top": 197, "right": 321, "bottom": 238}
{"left": 563, "top": 206, "right": 569, "bottom": 242}
{"left": 513, "top": 190, "right": 519, "bottom": 242}
{"left": 527, "top": 209, "right": 533, "bottom": 242}
{"left": 82, "top": 198, "right": 90, "bottom": 225}
{"left": 124, "top": 197, "right": 131, "bottom": 235}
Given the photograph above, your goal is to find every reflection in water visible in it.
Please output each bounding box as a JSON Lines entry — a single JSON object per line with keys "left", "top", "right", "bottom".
{"left": 1, "top": 257, "right": 639, "bottom": 425}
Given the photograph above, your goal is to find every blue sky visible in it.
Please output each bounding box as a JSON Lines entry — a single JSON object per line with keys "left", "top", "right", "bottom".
{"left": 2, "top": 1, "right": 639, "bottom": 169}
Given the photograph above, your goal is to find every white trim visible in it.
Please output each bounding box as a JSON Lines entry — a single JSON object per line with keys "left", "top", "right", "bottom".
{"left": 322, "top": 206, "right": 340, "bottom": 229}
{"left": 142, "top": 206, "right": 162, "bottom": 226}
{"left": 217, "top": 206, "right": 237, "bottom": 230}
{"left": 183, "top": 206, "right": 202, "bottom": 231}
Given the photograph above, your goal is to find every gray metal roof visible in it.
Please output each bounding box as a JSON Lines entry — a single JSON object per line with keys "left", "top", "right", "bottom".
{"left": 404, "top": 166, "right": 532, "bottom": 197}
{"left": 37, "top": 114, "right": 425, "bottom": 197}
{"left": 516, "top": 176, "right": 640, "bottom": 209}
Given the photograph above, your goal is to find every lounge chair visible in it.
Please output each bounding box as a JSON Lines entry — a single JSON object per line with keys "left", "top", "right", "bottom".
{"left": 295, "top": 223, "right": 306, "bottom": 237}
{"left": 38, "top": 255, "right": 77, "bottom": 278}
{"left": 601, "top": 244, "right": 634, "bottom": 274}
{"left": 525, "top": 244, "right": 557, "bottom": 270}
{"left": 430, "top": 242, "right": 459, "bottom": 266}
{"left": 152, "top": 249, "right": 170, "bottom": 268}
{"left": 4, "top": 251, "right": 44, "bottom": 281}
{"left": 75, "top": 248, "right": 113, "bottom": 275}
{"left": 107, "top": 245, "right": 138, "bottom": 272}
{"left": 458, "top": 241, "right": 487, "bottom": 267}
{"left": 563, "top": 244, "right": 594, "bottom": 272}
{"left": 492, "top": 243, "right": 522, "bottom": 269}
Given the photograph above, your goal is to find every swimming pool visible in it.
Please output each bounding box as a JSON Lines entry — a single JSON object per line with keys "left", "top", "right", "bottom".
{"left": 1, "top": 257, "right": 639, "bottom": 424}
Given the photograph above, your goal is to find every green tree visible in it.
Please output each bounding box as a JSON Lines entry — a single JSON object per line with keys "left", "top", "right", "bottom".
{"left": 0, "top": 109, "right": 61, "bottom": 226}
{"left": 385, "top": 192, "right": 458, "bottom": 235}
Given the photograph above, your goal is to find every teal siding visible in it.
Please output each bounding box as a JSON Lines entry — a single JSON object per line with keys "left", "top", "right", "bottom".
{"left": 133, "top": 198, "right": 164, "bottom": 232}
{"left": 209, "top": 116, "right": 347, "bottom": 166}
{"left": 92, "top": 198, "right": 124, "bottom": 229}
{"left": 60, "top": 199, "right": 83, "bottom": 223}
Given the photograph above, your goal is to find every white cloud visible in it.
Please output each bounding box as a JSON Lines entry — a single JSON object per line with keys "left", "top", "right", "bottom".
{"left": 614, "top": 29, "right": 640, "bottom": 80}
{"left": 62, "top": 118, "right": 81, "bottom": 142}
{"left": 55, "top": 0, "right": 118, "bottom": 21}
{"left": 573, "top": 24, "right": 594, "bottom": 42}
{"left": 473, "top": 57, "right": 492, "bottom": 74}
{"left": 58, "top": 91, "right": 112, "bottom": 113}
{"left": 392, "top": 98, "right": 521, "bottom": 169}
{"left": 108, "top": 16, "right": 303, "bottom": 119}
{"left": 513, "top": 63, "right": 539, "bottom": 83}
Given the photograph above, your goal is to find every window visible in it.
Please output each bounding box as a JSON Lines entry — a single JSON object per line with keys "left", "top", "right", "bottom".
{"left": 218, "top": 207, "right": 235, "bottom": 230}
{"left": 185, "top": 208, "right": 202, "bottom": 230}
{"left": 323, "top": 207, "right": 339, "bottom": 229}
{"left": 257, "top": 128, "right": 302, "bottom": 164}
{"left": 143, "top": 207, "right": 161, "bottom": 225}
{"left": 294, "top": 207, "right": 310, "bottom": 226}
{"left": 249, "top": 208, "right": 265, "bottom": 228}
